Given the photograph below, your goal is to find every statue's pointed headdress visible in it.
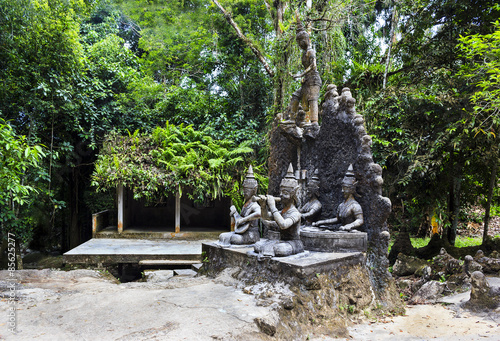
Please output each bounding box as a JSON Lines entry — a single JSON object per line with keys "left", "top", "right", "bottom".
{"left": 280, "top": 163, "right": 298, "bottom": 189}
{"left": 242, "top": 165, "right": 258, "bottom": 189}
{"left": 308, "top": 169, "right": 320, "bottom": 196}
{"left": 295, "top": 11, "right": 309, "bottom": 41}
{"left": 341, "top": 164, "right": 357, "bottom": 188}
{"left": 295, "top": 12, "right": 306, "bottom": 34}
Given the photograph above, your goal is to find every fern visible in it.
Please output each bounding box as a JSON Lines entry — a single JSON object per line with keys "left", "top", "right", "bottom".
{"left": 92, "top": 122, "right": 255, "bottom": 203}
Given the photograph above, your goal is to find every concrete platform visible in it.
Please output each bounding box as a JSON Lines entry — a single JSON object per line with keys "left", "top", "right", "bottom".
{"left": 96, "top": 226, "right": 225, "bottom": 240}
{"left": 202, "top": 241, "right": 366, "bottom": 285}
{"left": 63, "top": 238, "right": 208, "bottom": 265}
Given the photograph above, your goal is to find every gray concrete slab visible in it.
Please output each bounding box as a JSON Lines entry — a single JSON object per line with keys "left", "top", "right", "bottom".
{"left": 63, "top": 238, "right": 213, "bottom": 264}
{"left": 173, "top": 269, "right": 198, "bottom": 277}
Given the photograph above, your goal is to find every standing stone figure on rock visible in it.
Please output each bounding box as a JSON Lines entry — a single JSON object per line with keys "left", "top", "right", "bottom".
{"left": 219, "top": 166, "right": 261, "bottom": 246}
{"left": 313, "top": 165, "right": 364, "bottom": 231}
{"left": 299, "top": 170, "right": 322, "bottom": 226}
{"left": 289, "top": 13, "right": 322, "bottom": 124}
{"left": 254, "top": 164, "right": 304, "bottom": 257}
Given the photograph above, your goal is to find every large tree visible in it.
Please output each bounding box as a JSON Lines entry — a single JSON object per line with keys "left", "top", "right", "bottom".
{"left": 363, "top": 0, "right": 500, "bottom": 243}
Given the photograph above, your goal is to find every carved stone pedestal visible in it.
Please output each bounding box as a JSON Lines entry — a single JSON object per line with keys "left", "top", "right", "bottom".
{"left": 300, "top": 227, "right": 367, "bottom": 253}
{"left": 201, "top": 241, "right": 365, "bottom": 285}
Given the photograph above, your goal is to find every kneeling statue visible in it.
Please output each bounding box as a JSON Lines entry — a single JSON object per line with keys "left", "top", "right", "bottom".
{"left": 254, "top": 164, "right": 304, "bottom": 257}
{"left": 299, "top": 170, "right": 322, "bottom": 226}
{"left": 219, "top": 166, "right": 261, "bottom": 246}
{"left": 313, "top": 165, "right": 363, "bottom": 231}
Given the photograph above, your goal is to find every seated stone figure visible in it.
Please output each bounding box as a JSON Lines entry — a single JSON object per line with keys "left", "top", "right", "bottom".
{"left": 254, "top": 164, "right": 304, "bottom": 257}
{"left": 299, "top": 170, "right": 322, "bottom": 226}
{"left": 313, "top": 165, "right": 364, "bottom": 231}
{"left": 219, "top": 166, "right": 261, "bottom": 246}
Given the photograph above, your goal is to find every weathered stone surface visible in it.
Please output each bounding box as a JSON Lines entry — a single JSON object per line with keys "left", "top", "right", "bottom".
{"left": 410, "top": 280, "right": 446, "bottom": 304}
{"left": 431, "top": 248, "right": 463, "bottom": 276}
{"left": 254, "top": 312, "right": 280, "bottom": 336}
{"left": 200, "top": 242, "right": 401, "bottom": 339}
{"left": 474, "top": 250, "right": 500, "bottom": 274}
{"left": 464, "top": 271, "right": 500, "bottom": 311}
{"left": 143, "top": 270, "right": 174, "bottom": 283}
{"left": 464, "top": 255, "right": 483, "bottom": 276}
{"left": 446, "top": 273, "right": 471, "bottom": 292}
{"left": 173, "top": 269, "right": 197, "bottom": 277}
{"left": 392, "top": 253, "right": 428, "bottom": 277}
{"left": 415, "top": 265, "right": 432, "bottom": 279}
{"left": 191, "top": 263, "right": 203, "bottom": 272}
{"left": 202, "top": 242, "right": 365, "bottom": 286}
{"left": 300, "top": 228, "right": 367, "bottom": 252}
{"left": 268, "top": 85, "right": 392, "bottom": 299}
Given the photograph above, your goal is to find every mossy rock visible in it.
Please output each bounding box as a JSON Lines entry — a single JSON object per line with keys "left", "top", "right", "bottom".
{"left": 392, "top": 253, "right": 428, "bottom": 276}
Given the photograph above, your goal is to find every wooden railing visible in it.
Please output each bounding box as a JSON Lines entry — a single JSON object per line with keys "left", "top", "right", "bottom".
{"left": 92, "top": 210, "right": 115, "bottom": 238}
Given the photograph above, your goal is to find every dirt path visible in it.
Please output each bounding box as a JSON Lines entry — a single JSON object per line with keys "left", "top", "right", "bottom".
{"left": 1, "top": 270, "right": 499, "bottom": 340}
{"left": 344, "top": 304, "right": 500, "bottom": 341}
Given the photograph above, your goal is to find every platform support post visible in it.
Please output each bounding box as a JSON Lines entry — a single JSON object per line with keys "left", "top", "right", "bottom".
{"left": 175, "top": 190, "right": 181, "bottom": 233}
{"left": 117, "top": 184, "right": 124, "bottom": 234}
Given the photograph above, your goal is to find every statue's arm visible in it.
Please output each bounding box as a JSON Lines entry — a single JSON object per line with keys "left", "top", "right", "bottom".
{"left": 236, "top": 203, "right": 262, "bottom": 225}
{"left": 272, "top": 210, "right": 300, "bottom": 230}
{"left": 230, "top": 205, "right": 241, "bottom": 220}
{"left": 301, "top": 200, "right": 322, "bottom": 219}
{"left": 293, "top": 50, "right": 317, "bottom": 79}
{"left": 340, "top": 205, "right": 364, "bottom": 231}
{"left": 312, "top": 217, "right": 338, "bottom": 226}
{"left": 261, "top": 219, "right": 278, "bottom": 229}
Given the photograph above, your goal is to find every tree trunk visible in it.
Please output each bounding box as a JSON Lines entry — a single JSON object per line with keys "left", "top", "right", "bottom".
{"left": 15, "top": 237, "right": 23, "bottom": 270}
{"left": 69, "top": 166, "right": 81, "bottom": 250}
{"left": 483, "top": 155, "right": 498, "bottom": 243}
{"left": 212, "top": 0, "right": 274, "bottom": 78}
{"left": 447, "top": 175, "right": 461, "bottom": 245}
{"left": 383, "top": 9, "right": 398, "bottom": 89}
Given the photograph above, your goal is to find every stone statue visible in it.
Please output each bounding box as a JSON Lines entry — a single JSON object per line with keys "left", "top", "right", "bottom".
{"left": 299, "top": 170, "right": 322, "bottom": 226}
{"left": 289, "top": 13, "right": 322, "bottom": 124}
{"left": 313, "top": 165, "right": 364, "bottom": 231}
{"left": 254, "top": 164, "right": 304, "bottom": 257}
{"left": 219, "top": 166, "right": 261, "bottom": 246}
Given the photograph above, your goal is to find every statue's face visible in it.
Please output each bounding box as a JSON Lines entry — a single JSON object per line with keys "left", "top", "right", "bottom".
{"left": 296, "top": 34, "right": 310, "bottom": 50}
{"left": 342, "top": 185, "right": 355, "bottom": 196}
{"left": 243, "top": 186, "right": 257, "bottom": 199}
{"left": 280, "top": 186, "right": 295, "bottom": 202}
{"left": 306, "top": 184, "right": 318, "bottom": 199}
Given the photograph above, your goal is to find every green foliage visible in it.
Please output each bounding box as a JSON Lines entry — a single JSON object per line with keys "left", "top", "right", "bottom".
{"left": 456, "top": 15, "right": 500, "bottom": 149}
{"left": 362, "top": 0, "right": 500, "bottom": 236}
{"left": 92, "top": 123, "right": 255, "bottom": 203}
{"left": 0, "top": 119, "right": 45, "bottom": 242}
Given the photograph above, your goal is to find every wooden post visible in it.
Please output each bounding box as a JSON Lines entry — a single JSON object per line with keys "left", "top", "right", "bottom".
{"left": 175, "top": 190, "right": 181, "bottom": 233}
{"left": 92, "top": 213, "right": 97, "bottom": 238}
{"left": 117, "top": 184, "right": 124, "bottom": 234}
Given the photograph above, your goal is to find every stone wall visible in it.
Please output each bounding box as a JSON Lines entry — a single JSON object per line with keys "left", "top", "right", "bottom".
{"left": 268, "top": 85, "right": 393, "bottom": 299}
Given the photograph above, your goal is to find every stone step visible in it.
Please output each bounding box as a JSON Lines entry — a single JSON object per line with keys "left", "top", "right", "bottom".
{"left": 173, "top": 269, "right": 198, "bottom": 277}
{"left": 143, "top": 270, "right": 174, "bottom": 283}
{"left": 191, "top": 263, "right": 203, "bottom": 272}
{"left": 139, "top": 259, "right": 201, "bottom": 266}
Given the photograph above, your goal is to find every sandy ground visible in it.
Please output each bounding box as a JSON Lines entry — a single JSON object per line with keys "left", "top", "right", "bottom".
{"left": 1, "top": 270, "right": 499, "bottom": 340}
{"left": 344, "top": 304, "right": 500, "bottom": 341}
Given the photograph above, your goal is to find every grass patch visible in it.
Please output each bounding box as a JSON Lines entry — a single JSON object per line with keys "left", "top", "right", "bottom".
{"left": 453, "top": 236, "right": 482, "bottom": 247}
{"left": 410, "top": 237, "right": 431, "bottom": 248}
{"left": 389, "top": 235, "right": 483, "bottom": 252}
{"left": 410, "top": 236, "right": 482, "bottom": 248}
